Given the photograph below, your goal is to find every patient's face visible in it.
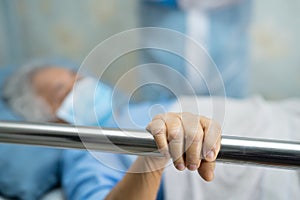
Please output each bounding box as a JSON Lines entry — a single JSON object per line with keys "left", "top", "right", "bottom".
{"left": 31, "top": 67, "right": 77, "bottom": 114}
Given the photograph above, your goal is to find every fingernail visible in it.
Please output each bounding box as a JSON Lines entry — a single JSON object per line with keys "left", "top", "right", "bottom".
{"left": 187, "top": 164, "right": 197, "bottom": 171}
{"left": 176, "top": 163, "right": 185, "bottom": 171}
{"left": 206, "top": 151, "right": 214, "bottom": 160}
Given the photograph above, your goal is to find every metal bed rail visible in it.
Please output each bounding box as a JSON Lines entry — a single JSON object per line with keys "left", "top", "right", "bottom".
{"left": 0, "top": 121, "right": 299, "bottom": 169}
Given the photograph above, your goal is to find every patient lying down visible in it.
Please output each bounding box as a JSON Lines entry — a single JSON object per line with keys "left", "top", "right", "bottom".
{"left": 2, "top": 63, "right": 300, "bottom": 200}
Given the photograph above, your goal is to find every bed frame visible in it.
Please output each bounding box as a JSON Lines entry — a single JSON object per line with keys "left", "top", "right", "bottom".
{"left": 0, "top": 120, "right": 299, "bottom": 169}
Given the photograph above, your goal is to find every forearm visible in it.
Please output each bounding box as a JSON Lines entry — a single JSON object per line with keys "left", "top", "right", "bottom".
{"left": 105, "top": 156, "right": 167, "bottom": 200}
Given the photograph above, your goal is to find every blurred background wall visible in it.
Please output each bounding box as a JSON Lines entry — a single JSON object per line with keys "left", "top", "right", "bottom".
{"left": 0, "top": 0, "right": 299, "bottom": 99}
{"left": 249, "top": 0, "right": 300, "bottom": 99}
{"left": 0, "top": 0, "right": 139, "bottom": 90}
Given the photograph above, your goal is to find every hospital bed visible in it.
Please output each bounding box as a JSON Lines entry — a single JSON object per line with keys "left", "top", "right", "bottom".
{"left": 1, "top": 66, "right": 300, "bottom": 199}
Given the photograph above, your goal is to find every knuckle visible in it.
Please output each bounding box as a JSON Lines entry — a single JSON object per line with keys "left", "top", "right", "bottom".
{"left": 167, "top": 130, "right": 181, "bottom": 141}
{"left": 154, "top": 127, "right": 166, "bottom": 136}
{"left": 182, "top": 112, "right": 193, "bottom": 117}
{"left": 184, "top": 126, "right": 198, "bottom": 134}
{"left": 169, "top": 112, "right": 180, "bottom": 117}
{"left": 167, "top": 121, "right": 181, "bottom": 129}
{"left": 185, "top": 130, "right": 203, "bottom": 143}
{"left": 149, "top": 124, "right": 166, "bottom": 136}
{"left": 200, "top": 116, "right": 210, "bottom": 126}
{"left": 153, "top": 114, "right": 166, "bottom": 121}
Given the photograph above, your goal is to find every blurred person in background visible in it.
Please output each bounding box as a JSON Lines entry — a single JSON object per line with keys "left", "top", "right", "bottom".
{"left": 137, "top": 0, "right": 251, "bottom": 101}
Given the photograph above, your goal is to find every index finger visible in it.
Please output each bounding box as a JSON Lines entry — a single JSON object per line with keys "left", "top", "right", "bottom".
{"left": 146, "top": 116, "right": 169, "bottom": 157}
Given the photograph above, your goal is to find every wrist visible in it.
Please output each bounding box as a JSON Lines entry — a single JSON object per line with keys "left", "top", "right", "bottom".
{"left": 128, "top": 156, "right": 168, "bottom": 175}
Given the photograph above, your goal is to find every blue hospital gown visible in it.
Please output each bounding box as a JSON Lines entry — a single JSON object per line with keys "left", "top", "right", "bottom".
{"left": 62, "top": 101, "right": 171, "bottom": 200}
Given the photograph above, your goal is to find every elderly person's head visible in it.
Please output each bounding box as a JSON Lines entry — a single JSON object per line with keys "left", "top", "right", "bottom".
{"left": 3, "top": 63, "right": 78, "bottom": 122}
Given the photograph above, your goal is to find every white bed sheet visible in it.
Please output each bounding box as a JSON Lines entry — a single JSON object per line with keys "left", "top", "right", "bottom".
{"left": 164, "top": 96, "right": 300, "bottom": 200}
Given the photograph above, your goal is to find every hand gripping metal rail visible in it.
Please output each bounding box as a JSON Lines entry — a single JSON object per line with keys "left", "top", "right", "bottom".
{"left": 0, "top": 121, "right": 299, "bottom": 169}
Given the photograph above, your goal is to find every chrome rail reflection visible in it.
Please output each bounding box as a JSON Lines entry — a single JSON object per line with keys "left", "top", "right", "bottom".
{"left": 0, "top": 121, "right": 299, "bottom": 169}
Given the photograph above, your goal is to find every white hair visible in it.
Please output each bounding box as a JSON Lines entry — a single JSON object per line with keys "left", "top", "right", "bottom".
{"left": 3, "top": 62, "right": 57, "bottom": 122}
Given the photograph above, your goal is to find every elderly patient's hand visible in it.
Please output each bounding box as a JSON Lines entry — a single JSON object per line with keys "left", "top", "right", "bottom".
{"left": 146, "top": 112, "right": 221, "bottom": 181}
